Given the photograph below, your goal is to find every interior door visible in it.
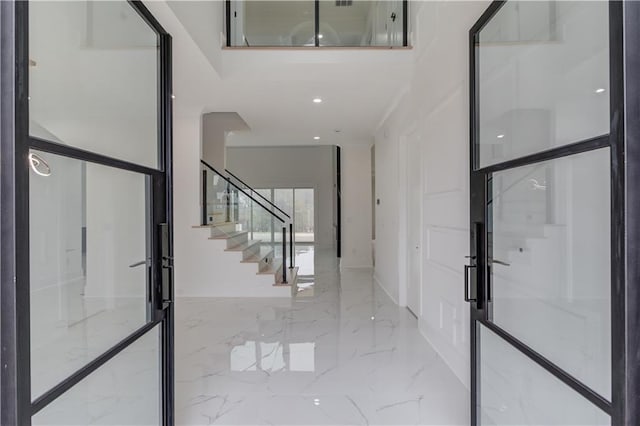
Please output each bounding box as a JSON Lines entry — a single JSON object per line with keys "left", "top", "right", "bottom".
{"left": 468, "top": 1, "right": 616, "bottom": 425}
{"left": 407, "top": 131, "right": 422, "bottom": 316}
{"left": 1, "top": 1, "right": 174, "bottom": 424}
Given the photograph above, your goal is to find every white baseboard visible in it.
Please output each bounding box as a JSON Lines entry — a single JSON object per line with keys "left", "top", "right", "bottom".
{"left": 340, "top": 263, "right": 374, "bottom": 270}
{"left": 374, "top": 273, "right": 399, "bottom": 305}
{"left": 418, "top": 316, "right": 470, "bottom": 390}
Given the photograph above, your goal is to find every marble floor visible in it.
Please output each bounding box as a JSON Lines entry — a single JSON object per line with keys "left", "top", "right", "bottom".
{"left": 174, "top": 248, "right": 469, "bottom": 425}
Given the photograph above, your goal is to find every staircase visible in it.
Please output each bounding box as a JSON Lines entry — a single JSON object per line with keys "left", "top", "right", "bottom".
{"left": 197, "top": 160, "right": 298, "bottom": 294}
{"left": 193, "top": 221, "right": 298, "bottom": 288}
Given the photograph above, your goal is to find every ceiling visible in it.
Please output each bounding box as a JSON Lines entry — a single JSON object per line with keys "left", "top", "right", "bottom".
{"left": 151, "top": 1, "right": 413, "bottom": 147}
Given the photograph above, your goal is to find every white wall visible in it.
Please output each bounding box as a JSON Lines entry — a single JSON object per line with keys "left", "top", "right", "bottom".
{"left": 340, "top": 144, "right": 373, "bottom": 268}
{"left": 166, "top": 1, "right": 225, "bottom": 74}
{"left": 226, "top": 146, "right": 336, "bottom": 249}
{"left": 373, "top": 1, "right": 490, "bottom": 391}
{"left": 201, "top": 112, "right": 249, "bottom": 171}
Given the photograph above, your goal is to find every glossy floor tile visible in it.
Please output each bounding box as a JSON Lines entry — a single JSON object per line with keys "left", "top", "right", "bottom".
{"left": 175, "top": 248, "right": 469, "bottom": 425}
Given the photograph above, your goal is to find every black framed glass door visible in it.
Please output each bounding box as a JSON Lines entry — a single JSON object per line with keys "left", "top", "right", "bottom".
{"left": 1, "top": 1, "right": 174, "bottom": 424}
{"left": 468, "top": 1, "right": 635, "bottom": 425}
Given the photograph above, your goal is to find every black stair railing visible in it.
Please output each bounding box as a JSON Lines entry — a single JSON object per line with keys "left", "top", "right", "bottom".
{"left": 201, "top": 160, "right": 293, "bottom": 284}
{"left": 225, "top": 168, "right": 291, "bottom": 220}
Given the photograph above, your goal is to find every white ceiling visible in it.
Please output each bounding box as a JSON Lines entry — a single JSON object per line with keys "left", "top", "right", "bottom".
{"left": 150, "top": 1, "right": 413, "bottom": 147}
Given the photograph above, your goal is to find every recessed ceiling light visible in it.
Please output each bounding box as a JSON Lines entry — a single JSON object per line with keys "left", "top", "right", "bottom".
{"left": 171, "top": 94, "right": 176, "bottom": 99}
{"left": 497, "top": 134, "right": 505, "bottom": 139}
{"left": 313, "top": 97, "right": 322, "bottom": 103}
{"left": 313, "top": 136, "right": 320, "bottom": 140}
{"left": 318, "top": 34, "right": 324, "bottom": 39}
{"left": 595, "top": 88, "right": 606, "bottom": 94}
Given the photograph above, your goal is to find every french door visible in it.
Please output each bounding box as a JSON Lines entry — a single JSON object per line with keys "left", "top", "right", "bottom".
{"left": 468, "top": 1, "right": 640, "bottom": 425}
{"left": 1, "top": 1, "right": 174, "bottom": 425}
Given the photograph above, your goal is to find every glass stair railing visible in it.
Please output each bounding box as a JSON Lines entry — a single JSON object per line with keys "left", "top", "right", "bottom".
{"left": 200, "top": 160, "right": 295, "bottom": 284}
{"left": 224, "top": 168, "right": 291, "bottom": 221}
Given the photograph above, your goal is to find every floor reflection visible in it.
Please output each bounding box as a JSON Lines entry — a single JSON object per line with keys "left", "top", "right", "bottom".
{"left": 293, "top": 244, "right": 315, "bottom": 276}
{"left": 175, "top": 248, "right": 469, "bottom": 425}
{"left": 230, "top": 341, "right": 315, "bottom": 373}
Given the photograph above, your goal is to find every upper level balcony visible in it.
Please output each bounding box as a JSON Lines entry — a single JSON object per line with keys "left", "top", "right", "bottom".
{"left": 225, "top": 0, "right": 409, "bottom": 49}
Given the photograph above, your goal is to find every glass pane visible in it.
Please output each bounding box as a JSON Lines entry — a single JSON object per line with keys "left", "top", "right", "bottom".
{"left": 318, "top": 0, "right": 404, "bottom": 47}
{"left": 29, "top": 150, "right": 149, "bottom": 399}
{"left": 274, "top": 189, "right": 293, "bottom": 243}
{"left": 490, "top": 148, "right": 610, "bottom": 398}
{"left": 274, "top": 188, "right": 293, "bottom": 217}
{"left": 233, "top": 1, "right": 316, "bottom": 47}
{"left": 253, "top": 189, "right": 274, "bottom": 242}
{"left": 294, "top": 188, "right": 314, "bottom": 243}
{"left": 480, "top": 325, "right": 609, "bottom": 425}
{"left": 203, "top": 168, "right": 230, "bottom": 225}
{"left": 236, "top": 190, "right": 251, "bottom": 233}
{"left": 29, "top": 1, "right": 159, "bottom": 168}
{"left": 477, "top": 1, "right": 609, "bottom": 168}
{"left": 32, "top": 326, "right": 160, "bottom": 425}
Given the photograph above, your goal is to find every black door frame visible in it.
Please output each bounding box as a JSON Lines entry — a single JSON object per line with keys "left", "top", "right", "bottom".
{"left": 0, "top": 1, "right": 174, "bottom": 425}
{"left": 468, "top": 1, "right": 639, "bottom": 424}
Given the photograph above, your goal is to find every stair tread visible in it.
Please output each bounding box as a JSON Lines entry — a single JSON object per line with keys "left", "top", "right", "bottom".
{"left": 225, "top": 240, "right": 261, "bottom": 252}
{"left": 192, "top": 221, "right": 236, "bottom": 229}
{"left": 241, "top": 247, "right": 273, "bottom": 263}
{"left": 209, "top": 230, "right": 248, "bottom": 240}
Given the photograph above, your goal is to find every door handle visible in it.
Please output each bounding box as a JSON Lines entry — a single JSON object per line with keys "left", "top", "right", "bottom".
{"left": 159, "top": 223, "right": 172, "bottom": 306}
{"left": 129, "top": 260, "right": 149, "bottom": 268}
{"left": 491, "top": 258, "right": 510, "bottom": 267}
{"left": 464, "top": 264, "right": 477, "bottom": 302}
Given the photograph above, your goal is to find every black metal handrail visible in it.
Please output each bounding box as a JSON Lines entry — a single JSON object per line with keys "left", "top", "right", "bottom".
{"left": 200, "top": 159, "right": 286, "bottom": 224}
{"left": 281, "top": 227, "right": 287, "bottom": 283}
{"left": 202, "top": 159, "right": 295, "bottom": 286}
{"left": 225, "top": 168, "right": 291, "bottom": 219}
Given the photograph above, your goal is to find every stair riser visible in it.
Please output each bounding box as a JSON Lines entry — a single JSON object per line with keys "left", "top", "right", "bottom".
{"left": 226, "top": 232, "right": 248, "bottom": 248}
{"left": 242, "top": 243, "right": 261, "bottom": 260}
{"left": 258, "top": 252, "right": 275, "bottom": 272}
{"left": 274, "top": 262, "right": 284, "bottom": 283}
{"left": 210, "top": 224, "right": 236, "bottom": 237}
{"left": 274, "top": 266, "right": 298, "bottom": 287}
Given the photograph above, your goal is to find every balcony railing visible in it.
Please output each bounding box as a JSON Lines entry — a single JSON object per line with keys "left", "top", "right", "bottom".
{"left": 225, "top": 0, "right": 408, "bottom": 48}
